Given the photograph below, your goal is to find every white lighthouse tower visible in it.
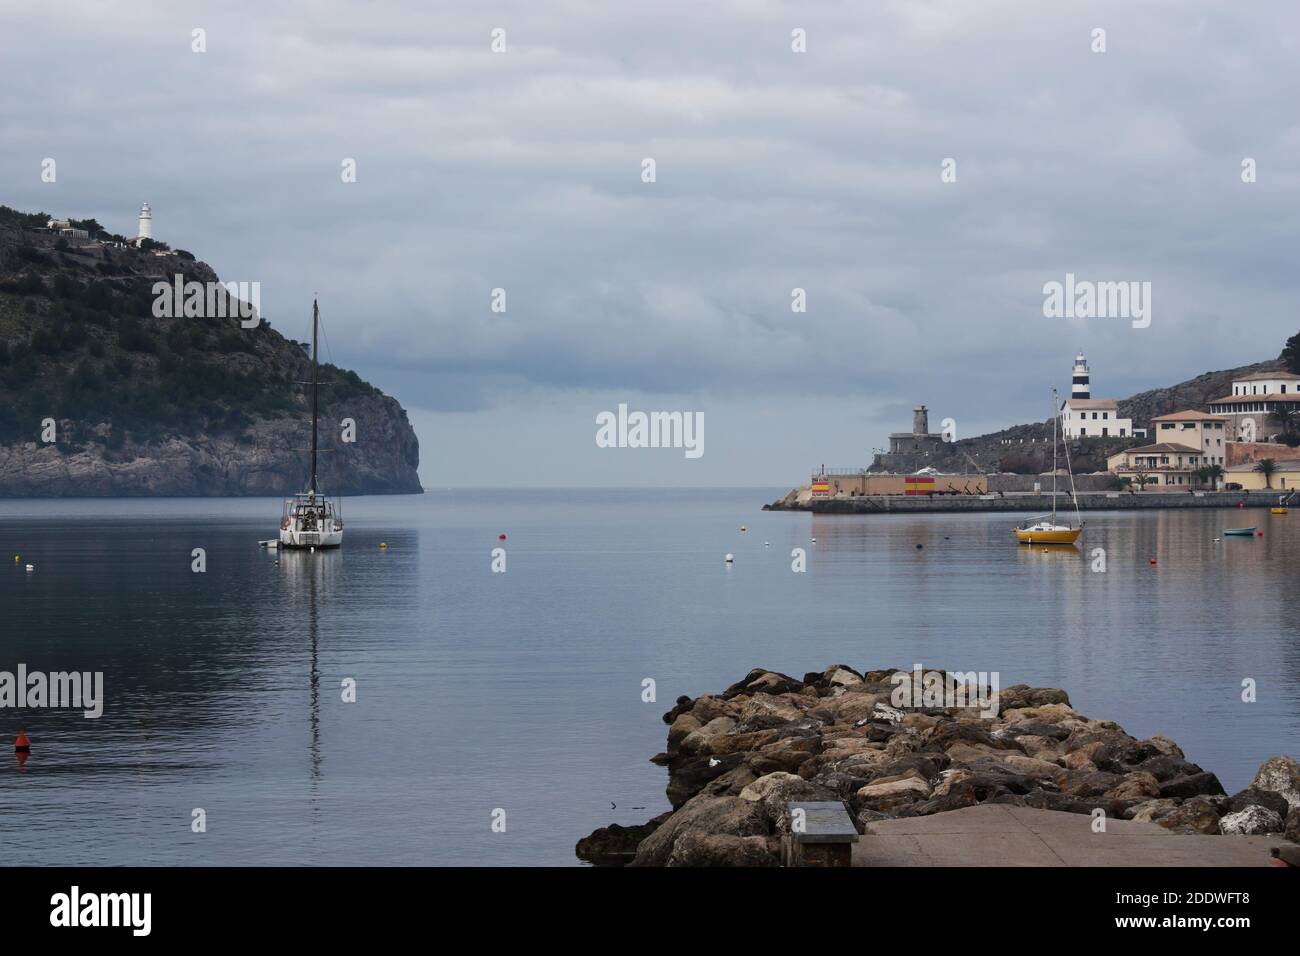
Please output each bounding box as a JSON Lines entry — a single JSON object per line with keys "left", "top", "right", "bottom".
{"left": 1071, "top": 352, "right": 1090, "bottom": 400}
{"left": 137, "top": 202, "right": 152, "bottom": 241}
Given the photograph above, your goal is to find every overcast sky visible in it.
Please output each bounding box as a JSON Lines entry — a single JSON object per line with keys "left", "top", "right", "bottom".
{"left": 4, "top": 0, "right": 1299, "bottom": 487}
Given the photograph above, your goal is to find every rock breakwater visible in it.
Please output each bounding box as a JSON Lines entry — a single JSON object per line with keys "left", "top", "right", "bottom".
{"left": 577, "top": 665, "right": 1300, "bottom": 866}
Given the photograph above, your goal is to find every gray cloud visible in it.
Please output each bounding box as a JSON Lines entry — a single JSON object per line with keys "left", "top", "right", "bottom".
{"left": 3, "top": 0, "right": 1298, "bottom": 485}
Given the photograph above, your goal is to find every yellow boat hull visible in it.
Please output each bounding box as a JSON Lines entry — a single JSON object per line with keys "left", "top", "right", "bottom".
{"left": 1271, "top": 508, "right": 1288, "bottom": 515}
{"left": 1014, "top": 528, "right": 1082, "bottom": 544}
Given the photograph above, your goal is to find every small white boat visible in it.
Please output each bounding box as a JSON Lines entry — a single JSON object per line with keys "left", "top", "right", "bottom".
{"left": 277, "top": 299, "right": 343, "bottom": 550}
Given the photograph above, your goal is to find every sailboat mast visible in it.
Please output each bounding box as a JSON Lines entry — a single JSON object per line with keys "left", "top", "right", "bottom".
{"left": 310, "top": 299, "right": 319, "bottom": 496}
{"left": 1051, "top": 389, "right": 1058, "bottom": 523}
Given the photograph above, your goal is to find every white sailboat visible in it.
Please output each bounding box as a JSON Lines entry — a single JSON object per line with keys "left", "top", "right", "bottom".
{"left": 1013, "top": 387, "right": 1084, "bottom": 545}
{"left": 279, "top": 299, "right": 344, "bottom": 549}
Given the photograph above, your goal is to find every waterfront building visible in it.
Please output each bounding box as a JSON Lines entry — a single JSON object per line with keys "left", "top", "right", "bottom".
{"left": 1222, "top": 458, "right": 1300, "bottom": 490}
{"left": 1106, "top": 410, "right": 1228, "bottom": 488}
{"left": 1206, "top": 371, "right": 1300, "bottom": 441}
{"left": 1106, "top": 442, "right": 1207, "bottom": 488}
{"left": 1149, "top": 410, "right": 1229, "bottom": 463}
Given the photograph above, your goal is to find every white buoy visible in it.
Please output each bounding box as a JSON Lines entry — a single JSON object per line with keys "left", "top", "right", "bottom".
{"left": 764, "top": 541, "right": 770, "bottom": 547}
{"left": 724, "top": 553, "right": 734, "bottom": 564}
{"left": 25, "top": 564, "right": 34, "bottom": 572}
{"left": 811, "top": 536, "right": 817, "bottom": 543}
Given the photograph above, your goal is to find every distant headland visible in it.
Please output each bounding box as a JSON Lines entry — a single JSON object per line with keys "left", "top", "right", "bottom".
{"left": 0, "top": 204, "right": 421, "bottom": 497}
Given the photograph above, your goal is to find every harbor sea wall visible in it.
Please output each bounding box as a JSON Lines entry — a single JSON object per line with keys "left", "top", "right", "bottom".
{"left": 764, "top": 490, "right": 1287, "bottom": 514}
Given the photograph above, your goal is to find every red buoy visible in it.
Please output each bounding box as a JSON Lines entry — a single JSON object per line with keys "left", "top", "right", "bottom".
{"left": 1149, "top": 558, "right": 1157, "bottom": 565}
{"left": 498, "top": 533, "right": 507, "bottom": 541}
{"left": 15, "top": 730, "right": 31, "bottom": 752}
{"left": 1257, "top": 531, "right": 1263, "bottom": 537}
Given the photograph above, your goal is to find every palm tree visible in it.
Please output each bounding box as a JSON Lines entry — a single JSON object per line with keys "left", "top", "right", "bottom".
{"left": 1255, "top": 458, "right": 1277, "bottom": 489}
{"left": 1200, "top": 464, "right": 1225, "bottom": 490}
{"left": 1133, "top": 470, "right": 1151, "bottom": 491}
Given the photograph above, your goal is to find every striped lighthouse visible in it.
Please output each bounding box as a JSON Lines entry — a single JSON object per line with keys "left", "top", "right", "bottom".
{"left": 1071, "top": 352, "right": 1090, "bottom": 401}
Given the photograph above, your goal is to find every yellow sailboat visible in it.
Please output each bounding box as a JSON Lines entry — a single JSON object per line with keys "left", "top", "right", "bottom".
{"left": 1014, "top": 387, "right": 1084, "bottom": 545}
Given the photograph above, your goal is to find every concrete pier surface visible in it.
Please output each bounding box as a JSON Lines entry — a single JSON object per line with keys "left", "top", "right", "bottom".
{"left": 855, "top": 804, "right": 1278, "bottom": 867}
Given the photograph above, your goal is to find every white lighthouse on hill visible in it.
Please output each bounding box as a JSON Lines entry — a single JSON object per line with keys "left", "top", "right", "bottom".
{"left": 1071, "top": 352, "right": 1090, "bottom": 400}
{"left": 137, "top": 202, "right": 152, "bottom": 241}
{"left": 1061, "top": 352, "right": 1134, "bottom": 439}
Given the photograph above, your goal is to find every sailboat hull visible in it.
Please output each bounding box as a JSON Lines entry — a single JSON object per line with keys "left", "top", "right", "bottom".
{"left": 280, "top": 528, "right": 343, "bottom": 549}
{"left": 1014, "top": 527, "right": 1082, "bottom": 544}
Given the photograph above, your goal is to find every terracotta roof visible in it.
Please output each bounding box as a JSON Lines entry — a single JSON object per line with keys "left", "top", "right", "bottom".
{"left": 1208, "top": 393, "right": 1300, "bottom": 405}
{"left": 1151, "top": 410, "right": 1228, "bottom": 422}
{"left": 1115, "top": 442, "right": 1202, "bottom": 455}
{"left": 1063, "top": 398, "right": 1119, "bottom": 409}
{"left": 1234, "top": 371, "right": 1300, "bottom": 382}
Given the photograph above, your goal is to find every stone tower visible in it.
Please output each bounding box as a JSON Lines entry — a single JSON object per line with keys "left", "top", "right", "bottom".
{"left": 1072, "top": 352, "right": 1090, "bottom": 400}
{"left": 913, "top": 405, "right": 929, "bottom": 435}
{"left": 137, "top": 202, "right": 152, "bottom": 241}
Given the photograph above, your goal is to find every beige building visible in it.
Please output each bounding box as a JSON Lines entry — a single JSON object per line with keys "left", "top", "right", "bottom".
{"left": 1106, "top": 410, "right": 1229, "bottom": 488}
{"left": 1207, "top": 371, "right": 1300, "bottom": 442}
{"left": 1222, "top": 458, "right": 1300, "bottom": 491}
{"left": 1107, "top": 442, "right": 1206, "bottom": 489}
{"left": 1150, "top": 410, "right": 1228, "bottom": 464}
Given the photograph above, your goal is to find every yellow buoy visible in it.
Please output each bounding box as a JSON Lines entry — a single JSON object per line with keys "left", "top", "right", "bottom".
{"left": 379, "top": 542, "right": 388, "bottom": 549}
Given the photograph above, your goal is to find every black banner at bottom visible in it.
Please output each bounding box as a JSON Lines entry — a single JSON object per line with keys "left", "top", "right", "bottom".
{"left": 0, "top": 865, "right": 1292, "bottom": 940}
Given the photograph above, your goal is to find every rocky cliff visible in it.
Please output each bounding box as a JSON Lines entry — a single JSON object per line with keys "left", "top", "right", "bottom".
{"left": 0, "top": 206, "right": 421, "bottom": 496}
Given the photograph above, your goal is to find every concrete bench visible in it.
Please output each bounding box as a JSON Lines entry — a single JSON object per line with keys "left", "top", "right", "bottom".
{"left": 782, "top": 801, "right": 861, "bottom": 867}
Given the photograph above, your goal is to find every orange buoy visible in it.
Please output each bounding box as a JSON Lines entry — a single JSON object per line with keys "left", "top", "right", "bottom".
{"left": 15, "top": 729, "right": 31, "bottom": 752}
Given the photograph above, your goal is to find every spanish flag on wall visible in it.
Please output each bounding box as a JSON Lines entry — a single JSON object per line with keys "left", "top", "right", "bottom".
{"left": 811, "top": 480, "right": 830, "bottom": 497}
{"left": 904, "top": 475, "right": 935, "bottom": 496}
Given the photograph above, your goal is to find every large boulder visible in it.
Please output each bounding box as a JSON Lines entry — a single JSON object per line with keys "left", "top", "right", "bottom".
{"left": 1219, "top": 805, "right": 1284, "bottom": 836}
{"left": 722, "top": 669, "right": 804, "bottom": 699}
{"left": 1155, "top": 798, "right": 1221, "bottom": 835}
{"left": 1126, "top": 798, "right": 1180, "bottom": 823}
{"left": 575, "top": 812, "right": 670, "bottom": 866}
{"left": 1158, "top": 772, "right": 1225, "bottom": 800}
{"left": 997, "top": 685, "right": 1071, "bottom": 711}
{"left": 631, "top": 794, "right": 769, "bottom": 866}
{"left": 1250, "top": 756, "right": 1300, "bottom": 811}
{"left": 666, "top": 832, "right": 779, "bottom": 867}
{"left": 1105, "top": 772, "right": 1163, "bottom": 802}
{"left": 738, "top": 772, "right": 839, "bottom": 830}
{"left": 1225, "top": 786, "right": 1291, "bottom": 819}
{"left": 855, "top": 771, "right": 933, "bottom": 811}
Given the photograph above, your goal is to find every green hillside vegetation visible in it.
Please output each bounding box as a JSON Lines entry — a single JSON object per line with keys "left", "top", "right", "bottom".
{"left": 0, "top": 208, "right": 379, "bottom": 451}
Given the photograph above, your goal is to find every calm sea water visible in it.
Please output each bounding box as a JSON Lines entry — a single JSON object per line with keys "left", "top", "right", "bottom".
{"left": 0, "top": 489, "right": 1297, "bottom": 866}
